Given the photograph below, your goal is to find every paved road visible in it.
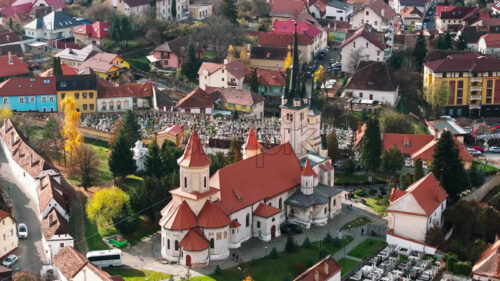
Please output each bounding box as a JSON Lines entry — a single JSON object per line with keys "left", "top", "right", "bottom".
{"left": 464, "top": 173, "right": 500, "bottom": 202}
{"left": 0, "top": 147, "right": 46, "bottom": 273}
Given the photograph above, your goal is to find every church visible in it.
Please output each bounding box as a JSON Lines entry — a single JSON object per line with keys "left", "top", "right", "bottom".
{"left": 158, "top": 23, "right": 344, "bottom": 268}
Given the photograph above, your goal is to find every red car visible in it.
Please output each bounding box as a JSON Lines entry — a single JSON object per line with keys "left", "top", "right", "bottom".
{"left": 473, "top": 146, "right": 485, "bottom": 152}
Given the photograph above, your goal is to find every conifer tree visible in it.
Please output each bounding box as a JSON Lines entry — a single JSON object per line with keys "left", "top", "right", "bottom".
{"left": 455, "top": 32, "right": 468, "bottom": 50}
{"left": 109, "top": 128, "right": 137, "bottom": 178}
{"left": 227, "top": 137, "right": 242, "bottom": 163}
{"left": 145, "top": 139, "right": 163, "bottom": 178}
{"left": 181, "top": 43, "right": 201, "bottom": 80}
{"left": 413, "top": 31, "right": 427, "bottom": 71}
{"left": 327, "top": 131, "right": 339, "bottom": 162}
{"left": 220, "top": 0, "right": 238, "bottom": 23}
{"left": 121, "top": 110, "right": 141, "bottom": 148}
{"left": 360, "top": 118, "right": 382, "bottom": 174}
{"left": 248, "top": 68, "right": 259, "bottom": 93}
{"left": 53, "top": 57, "right": 63, "bottom": 76}
{"left": 414, "top": 158, "right": 424, "bottom": 181}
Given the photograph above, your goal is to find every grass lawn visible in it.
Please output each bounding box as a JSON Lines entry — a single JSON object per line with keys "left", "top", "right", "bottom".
{"left": 85, "top": 216, "right": 113, "bottom": 251}
{"left": 347, "top": 239, "right": 387, "bottom": 259}
{"left": 128, "top": 56, "right": 151, "bottom": 72}
{"left": 364, "top": 198, "right": 389, "bottom": 215}
{"left": 69, "top": 138, "right": 113, "bottom": 187}
{"left": 126, "top": 215, "right": 160, "bottom": 245}
{"left": 22, "top": 126, "right": 44, "bottom": 141}
{"left": 472, "top": 161, "right": 499, "bottom": 172}
{"left": 104, "top": 267, "right": 170, "bottom": 281}
{"left": 342, "top": 216, "right": 372, "bottom": 230}
{"left": 119, "top": 175, "right": 144, "bottom": 191}
{"left": 207, "top": 236, "right": 354, "bottom": 281}
{"left": 338, "top": 258, "right": 361, "bottom": 277}
{"left": 335, "top": 172, "right": 386, "bottom": 186}
{"left": 205, "top": 50, "right": 215, "bottom": 59}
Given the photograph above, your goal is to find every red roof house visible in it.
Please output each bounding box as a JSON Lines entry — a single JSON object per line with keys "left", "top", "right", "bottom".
{"left": 0, "top": 53, "right": 29, "bottom": 81}
{"left": 472, "top": 239, "right": 500, "bottom": 280}
{"left": 382, "top": 133, "right": 435, "bottom": 157}
{"left": 293, "top": 255, "right": 341, "bottom": 281}
{"left": 74, "top": 22, "right": 110, "bottom": 47}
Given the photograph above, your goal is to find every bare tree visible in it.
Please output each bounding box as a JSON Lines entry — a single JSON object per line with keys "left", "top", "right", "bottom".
{"left": 195, "top": 15, "right": 244, "bottom": 62}
{"left": 251, "top": 0, "right": 271, "bottom": 17}
{"left": 349, "top": 48, "right": 365, "bottom": 73}
{"left": 84, "top": 3, "right": 119, "bottom": 24}
{"left": 70, "top": 145, "right": 99, "bottom": 190}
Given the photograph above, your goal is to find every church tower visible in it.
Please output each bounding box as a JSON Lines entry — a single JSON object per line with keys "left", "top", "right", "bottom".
{"left": 242, "top": 128, "right": 262, "bottom": 160}
{"left": 177, "top": 130, "right": 211, "bottom": 195}
{"left": 301, "top": 160, "right": 317, "bottom": 195}
{"left": 280, "top": 21, "right": 310, "bottom": 159}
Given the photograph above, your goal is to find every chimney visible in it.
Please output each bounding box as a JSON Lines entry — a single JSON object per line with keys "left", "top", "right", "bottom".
{"left": 324, "top": 261, "right": 329, "bottom": 275}
{"left": 224, "top": 58, "right": 228, "bottom": 65}
{"left": 7, "top": 51, "right": 13, "bottom": 65}
{"left": 381, "top": 8, "right": 385, "bottom": 18}
{"left": 314, "top": 270, "right": 319, "bottom": 281}
{"left": 6, "top": 34, "right": 9, "bottom": 42}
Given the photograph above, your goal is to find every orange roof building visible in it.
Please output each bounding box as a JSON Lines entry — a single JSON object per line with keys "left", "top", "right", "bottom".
{"left": 473, "top": 239, "right": 500, "bottom": 281}
{"left": 293, "top": 255, "right": 341, "bottom": 281}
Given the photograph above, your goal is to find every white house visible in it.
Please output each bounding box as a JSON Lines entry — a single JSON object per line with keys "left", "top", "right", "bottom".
{"left": 23, "top": 11, "right": 81, "bottom": 41}
{"left": 400, "top": 6, "right": 424, "bottom": 29}
{"left": 97, "top": 80, "right": 153, "bottom": 112}
{"left": 340, "top": 25, "right": 386, "bottom": 73}
{"left": 157, "top": 0, "right": 189, "bottom": 21}
{"left": 37, "top": 175, "right": 69, "bottom": 221}
{"left": 41, "top": 209, "right": 74, "bottom": 261}
{"left": 472, "top": 239, "right": 500, "bottom": 281}
{"left": 394, "top": 0, "right": 426, "bottom": 13}
{"left": 343, "top": 61, "right": 399, "bottom": 106}
{"left": 386, "top": 172, "right": 447, "bottom": 255}
{"left": 198, "top": 60, "right": 246, "bottom": 90}
{"left": 132, "top": 140, "right": 147, "bottom": 171}
{"left": 325, "top": 0, "right": 353, "bottom": 21}
{"left": 478, "top": 33, "right": 500, "bottom": 56}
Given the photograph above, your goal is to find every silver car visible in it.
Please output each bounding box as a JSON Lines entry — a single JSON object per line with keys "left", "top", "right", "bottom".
{"left": 2, "top": 255, "right": 18, "bottom": 268}
{"left": 489, "top": 146, "right": 500, "bottom": 153}
{"left": 18, "top": 223, "right": 28, "bottom": 239}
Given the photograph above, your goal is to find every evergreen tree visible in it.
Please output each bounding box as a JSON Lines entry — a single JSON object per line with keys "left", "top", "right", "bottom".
{"left": 181, "top": 43, "right": 201, "bottom": 80}
{"left": 380, "top": 145, "right": 404, "bottom": 180}
{"left": 52, "top": 57, "right": 63, "bottom": 76}
{"left": 109, "top": 128, "right": 137, "bottom": 178}
{"left": 8, "top": 18, "right": 13, "bottom": 30}
{"left": 227, "top": 137, "right": 242, "bottom": 163}
{"left": 110, "top": 17, "right": 121, "bottom": 41}
{"left": 414, "top": 158, "right": 424, "bottom": 181}
{"left": 444, "top": 32, "right": 453, "bottom": 49}
{"left": 220, "top": 0, "right": 238, "bottom": 23}
{"left": 121, "top": 110, "right": 141, "bottom": 148}
{"left": 360, "top": 118, "right": 382, "bottom": 174}
{"left": 456, "top": 32, "right": 468, "bottom": 50}
{"left": 145, "top": 139, "right": 163, "bottom": 178}
{"left": 327, "top": 131, "right": 339, "bottom": 162}
{"left": 160, "top": 140, "right": 182, "bottom": 174}
{"left": 285, "top": 236, "right": 296, "bottom": 253}
{"left": 248, "top": 68, "right": 259, "bottom": 93}
{"left": 413, "top": 31, "right": 427, "bottom": 71}
{"left": 171, "top": 0, "right": 177, "bottom": 20}
{"left": 431, "top": 130, "right": 470, "bottom": 201}
{"left": 120, "top": 16, "right": 132, "bottom": 42}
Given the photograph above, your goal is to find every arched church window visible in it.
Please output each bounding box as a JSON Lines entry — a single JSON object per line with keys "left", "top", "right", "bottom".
{"left": 210, "top": 238, "right": 214, "bottom": 248}
{"left": 184, "top": 177, "right": 187, "bottom": 188}
{"left": 246, "top": 214, "right": 250, "bottom": 227}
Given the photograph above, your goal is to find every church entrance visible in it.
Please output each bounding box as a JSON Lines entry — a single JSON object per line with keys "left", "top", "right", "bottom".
{"left": 186, "top": 255, "right": 191, "bottom": 267}
{"left": 271, "top": 225, "right": 276, "bottom": 239}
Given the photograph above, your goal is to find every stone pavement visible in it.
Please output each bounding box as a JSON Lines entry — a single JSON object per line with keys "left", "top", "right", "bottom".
{"left": 120, "top": 200, "right": 388, "bottom": 280}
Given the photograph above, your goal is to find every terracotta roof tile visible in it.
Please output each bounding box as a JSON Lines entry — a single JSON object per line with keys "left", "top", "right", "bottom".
{"left": 177, "top": 130, "right": 212, "bottom": 168}
{"left": 177, "top": 87, "right": 215, "bottom": 109}
{"left": 389, "top": 188, "right": 407, "bottom": 202}
{"left": 272, "top": 20, "right": 322, "bottom": 38}
{"left": 37, "top": 175, "right": 68, "bottom": 217}
{"left": 160, "top": 201, "right": 197, "bottom": 230}
{"left": 293, "top": 255, "right": 341, "bottom": 281}
{"left": 253, "top": 202, "right": 281, "bottom": 217}
{"left": 356, "top": 0, "right": 397, "bottom": 20}
{"left": 473, "top": 240, "right": 500, "bottom": 278}
{"left": 179, "top": 227, "right": 209, "bottom": 251}
{"left": 480, "top": 33, "right": 500, "bottom": 47}
{"left": 411, "top": 136, "right": 472, "bottom": 162}
{"left": 97, "top": 79, "right": 153, "bottom": 99}
{"left": 210, "top": 88, "right": 264, "bottom": 106}
{"left": 225, "top": 60, "right": 247, "bottom": 79}
{"left": 229, "top": 219, "right": 241, "bottom": 227}
{"left": 52, "top": 246, "right": 88, "bottom": 280}
{"left": 197, "top": 200, "right": 230, "bottom": 228}
{"left": 41, "top": 209, "right": 71, "bottom": 240}
{"left": 302, "top": 160, "right": 318, "bottom": 177}
{"left": 259, "top": 32, "right": 314, "bottom": 46}
{"left": 242, "top": 128, "right": 262, "bottom": 150}
{"left": 345, "top": 61, "right": 395, "bottom": 91}
{"left": 0, "top": 54, "right": 29, "bottom": 78}
{"left": 341, "top": 25, "right": 385, "bottom": 50}
{"left": 383, "top": 133, "right": 435, "bottom": 156}
{"left": 271, "top": 0, "right": 305, "bottom": 17}
{"left": 0, "top": 210, "right": 10, "bottom": 220}
{"left": 245, "top": 68, "right": 286, "bottom": 87}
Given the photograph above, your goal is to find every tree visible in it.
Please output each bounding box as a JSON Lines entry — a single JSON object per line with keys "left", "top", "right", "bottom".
{"left": 489, "top": 193, "right": 500, "bottom": 212}
{"left": 431, "top": 130, "right": 470, "bottom": 201}
{"left": 226, "top": 44, "right": 235, "bottom": 62}
{"left": 84, "top": 3, "right": 119, "bottom": 23}
{"left": 171, "top": 0, "right": 177, "bottom": 20}
{"left": 424, "top": 82, "right": 449, "bottom": 118}
{"left": 61, "top": 96, "right": 82, "bottom": 162}
{"left": 196, "top": 16, "right": 244, "bottom": 62}
{"left": 414, "top": 158, "right": 424, "bottom": 181}
{"left": 327, "top": 131, "right": 339, "bottom": 162}
{"left": 52, "top": 57, "right": 63, "bottom": 76}
{"left": 130, "top": 175, "right": 173, "bottom": 219}
{"left": 444, "top": 32, "right": 453, "bottom": 49}
{"left": 0, "top": 107, "right": 12, "bottom": 121}
{"left": 285, "top": 235, "right": 296, "bottom": 253}
{"left": 399, "top": 173, "right": 413, "bottom": 189}
{"left": 110, "top": 17, "right": 122, "bottom": 41}
{"left": 361, "top": 118, "right": 382, "bottom": 174}
{"left": 468, "top": 165, "right": 485, "bottom": 188}
{"left": 70, "top": 145, "right": 99, "bottom": 190}
{"left": 160, "top": 140, "right": 182, "bottom": 175}
{"left": 349, "top": 48, "right": 364, "bottom": 73}
{"left": 220, "top": 0, "right": 238, "bottom": 23}
{"left": 121, "top": 110, "right": 141, "bottom": 148}
{"left": 380, "top": 145, "right": 404, "bottom": 178}
{"left": 240, "top": 44, "right": 250, "bottom": 65}
{"left": 109, "top": 128, "right": 137, "bottom": 178}
{"left": 379, "top": 109, "right": 413, "bottom": 134}
{"left": 87, "top": 186, "right": 128, "bottom": 226}
{"left": 8, "top": 18, "right": 13, "bottom": 30}
{"left": 247, "top": 68, "right": 259, "bottom": 93}
{"left": 250, "top": 0, "right": 270, "bottom": 17}
{"left": 120, "top": 16, "right": 132, "bottom": 42}
{"left": 425, "top": 226, "right": 447, "bottom": 251}
{"left": 227, "top": 137, "right": 242, "bottom": 163}
{"left": 208, "top": 152, "right": 230, "bottom": 175}
{"left": 456, "top": 32, "right": 468, "bottom": 50}
{"left": 13, "top": 272, "right": 37, "bottom": 281}
{"left": 413, "top": 31, "right": 427, "bottom": 71}
{"left": 181, "top": 43, "right": 201, "bottom": 80}
{"left": 43, "top": 117, "right": 63, "bottom": 163}
{"left": 144, "top": 139, "right": 163, "bottom": 178}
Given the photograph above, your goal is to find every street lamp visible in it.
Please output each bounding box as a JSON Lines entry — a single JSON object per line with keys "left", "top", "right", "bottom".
{"left": 264, "top": 246, "right": 268, "bottom": 256}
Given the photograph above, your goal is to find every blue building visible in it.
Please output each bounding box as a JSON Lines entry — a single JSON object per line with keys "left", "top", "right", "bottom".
{"left": 0, "top": 77, "right": 57, "bottom": 112}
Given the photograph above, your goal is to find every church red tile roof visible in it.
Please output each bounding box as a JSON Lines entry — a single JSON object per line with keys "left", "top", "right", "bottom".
{"left": 302, "top": 160, "right": 318, "bottom": 177}
{"left": 253, "top": 203, "right": 281, "bottom": 218}
{"left": 473, "top": 240, "right": 500, "bottom": 279}
{"left": 211, "top": 142, "right": 302, "bottom": 215}
{"left": 389, "top": 188, "right": 407, "bottom": 202}
{"left": 325, "top": 162, "right": 334, "bottom": 170}
{"left": 383, "top": 133, "right": 435, "bottom": 156}
{"left": 258, "top": 32, "right": 314, "bottom": 46}
{"left": 179, "top": 228, "right": 209, "bottom": 251}
{"left": 177, "top": 130, "right": 212, "bottom": 168}
{"left": 229, "top": 219, "right": 241, "bottom": 228}
{"left": 197, "top": 200, "right": 230, "bottom": 228}
{"left": 52, "top": 246, "right": 88, "bottom": 280}
{"left": 272, "top": 20, "right": 322, "bottom": 38}
{"left": 242, "top": 128, "right": 262, "bottom": 151}
{"left": 319, "top": 164, "right": 327, "bottom": 172}
{"left": 341, "top": 25, "right": 385, "bottom": 50}
{"left": 161, "top": 201, "right": 197, "bottom": 230}
{"left": 74, "top": 22, "right": 110, "bottom": 39}
{"left": 387, "top": 173, "right": 447, "bottom": 216}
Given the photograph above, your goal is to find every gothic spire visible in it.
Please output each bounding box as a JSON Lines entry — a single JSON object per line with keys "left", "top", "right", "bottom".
{"left": 289, "top": 21, "right": 301, "bottom": 103}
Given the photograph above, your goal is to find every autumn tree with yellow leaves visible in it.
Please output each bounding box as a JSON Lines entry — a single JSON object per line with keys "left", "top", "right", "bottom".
{"left": 226, "top": 44, "right": 236, "bottom": 62}
{"left": 240, "top": 44, "right": 250, "bottom": 65}
{"left": 283, "top": 45, "right": 292, "bottom": 70}
{"left": 61, "top": 96, "right": 82, "bottom": 164}
{"left": 0, "top": 107, "right": 12, "bottom": 121}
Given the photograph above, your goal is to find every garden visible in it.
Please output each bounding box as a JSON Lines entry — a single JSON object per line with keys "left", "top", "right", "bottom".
{"left": 347, "top": 239, "right": 387, "bottom": 259}
{"left": 105, "top": 267, "right": 170, "bottom": 281}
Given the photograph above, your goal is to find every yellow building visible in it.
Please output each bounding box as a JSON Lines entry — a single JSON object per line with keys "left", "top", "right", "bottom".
{"left": 423, "top": 53, "right": 500, "bottom": 117}
{"left": 0, "top": 210, "right": 18, "bottom": 259}
{"left": 211, "top": 88, "right": 265, "bottom": 118}
{"left": 78, "top": 53, "right": 130, "bottom": 80}
{"left": 56, "top": 74, "right": 98, "bottom": 113}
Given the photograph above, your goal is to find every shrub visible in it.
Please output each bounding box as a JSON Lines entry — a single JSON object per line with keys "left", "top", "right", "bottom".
{"left": 446, "top": 255, "right": 458, "bottom": 272}
{"left": 285, "top": 236, "right": 296, "bottom": 253}
{"left": 354, "top": 189, "right": 367, "bottom": 197}
{"left": 319, "top": 249, "right": 328, "bottom": 259}
{"left": 303, "top": 236, "right": 311, "bottom": 248}
{"left": 453, "top": 262, "right": 472, "bottom": 276}
{"left": 269, "top": 247, "right": 278, "bottom": 258}
{"left": 214, "top": 265, "right": 222, "bottom": 275}
{"left": 325, "top": 232, "right": 333, "bottom": 243}
{"left": 369, "top": 188, "right": 377, "bottom": 195}
{"left": 333, "top": 237, "right": 341, "bottom": 247}
{"left": 293, "top": 262, "right": 307, "bottom": 275}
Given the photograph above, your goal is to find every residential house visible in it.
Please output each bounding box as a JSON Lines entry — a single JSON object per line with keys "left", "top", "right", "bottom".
{"left": 37, "top": 175, "right": 69, "bottom": 221}
{"left": 189, "top": 3, "right": 211, "bottom": 20}
{"left": 308, "top": 0, "right": 328, "bottom": 19}
{"left": 41, "top": 209, "right": 73, "bottom": 260}
{"left": 340, "top": 25, "right": 386, "bottom": 73}
{"left": 386, "top": 173, "right": 447, "bottom": 255}
{"left": 3, "top": 12, "right": 33, "bottom": 32}
{"left": 207, "top": 87, "right": 265, "bottom": 118}
{"left": 271, "top": 20, "right": 327, "bottom": 58}
{"left": 455, "top": 26, "right": 492, "bottom": 51}
{"left": 250, "top": 46, "right": 289, "bottom": 70}
{"left": 10, "top": 0, "right": 66, "bottom": 11}
{"left": 23, "top": 11, "right": 80, "bottom": 40}
{"left": 56, "top": 74, "right": 97, "bottom": 113}
{"left": 327, "top": 20, "right": 351, "bottom": 43}
{"left": 0, "top": 210, "right": 18, "bottom": 259}
{"left": 425, "top": 119, "right": 467, "bottom": 142}
{"left": 104, "top": 0, "right": 150, "bottom": 16}
{"left": 0, "top": 77, "right": 57, "bottom": 112}
{"left": 244, "top": 68, "right": 285, "bottom": 96}
{"left": 472, "top": 239, "right": 500, "bottom": 281}
{"left": 342, "top": 61, "right": 399, "bottom": 105}
{"left": 423, "top": 53, "right": 500, "bottom": 117}
{"left": 176, "top": 87, "right": 215, "bottom": 114}
{"left": 154, "top": 124, "right": 184, "bottom": 147}
{"left": 293, "top": 255, "right": 341, "bottom": 281}
{"left": 0, "top": 45, "right": 24, "bottom": 58}
{"left": 0, "top": 265, "right": 13, "bottom": 281}
{"left": 382, "top": 133, "right": 435, "bottom": 159}
{"left": 40, "top": 64, "right": 77, "bottom": 77}
{"left": 400, "top": 6, "right": 423, "bottom": 29}
{"left": 152, "top": 88, "right": 175, "bottom": 111}
{"left": 0, "top": 30, "right": 21, "bottom": 47}
{"left": 411, "top": 135, "right": 473, "bottom": 169}
{"left": 73, "top": 21, "right": 110, "bottom": 47}
{"left": 198, "top": 60, "right": 246, "bottom": 90}
{"left": 77, "top": 52, "right": 130, "bottom": 80}
{"left": 478, "top": 33, "right": 500, "bottom": 55}
{"left": 470, "top": 17, "right": 500, "bottom": 27}
{"left": 394, "top": 0, "right": 426, "bottom": 13}
{"left": 149, "top": 35, "right": 204, "bottom": 71}
{"left": 258, "top": 32, "right": 315, "bottom": 64}
{"left": 156, "top": 0, "right": 189, "bottom": 21}
{"left": 53, "top": 44, "right": 101, "bottom": 67}
{"left": 435, "top": 6, "right": 479, "bottom": 33}
{"left": 97, "top": 80, "right": 153, "bottom": 111}
{"left": 270, "top": 0, "right": 307, "bottom": 20}
{"left": 0, "top": 52, "right": 30, "bottom": 81}
{"left": 325, "top": 0, "right": 353, "bottom": 21}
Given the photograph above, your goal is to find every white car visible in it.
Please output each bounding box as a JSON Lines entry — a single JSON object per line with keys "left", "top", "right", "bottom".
{"left": 468, "top": 148, "right": 482, "bottom": 156}
{"left": 18, "top": 223, "right": 28, "bottom": 239}
{"left": 490, "top": 146, "right": 500, "bottom": 153}
{"left": 2, "top": 255, "right": 18, "bottom": 268}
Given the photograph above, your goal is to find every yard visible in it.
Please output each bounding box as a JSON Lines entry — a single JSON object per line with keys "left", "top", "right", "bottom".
{"left": 335, "top": 172, "right": 386, "bottom": 186}
{"left": 338, "top": 258, "right": 361, "bottom": 277}
{"left": 85, "top": 216, "right": 112, "bottom": 251}
{"left": 363, "top": 198, "right": 389, "bottom": 215}
{"left": 68, "top": 138, "right": 113, "bottom": 187}
{"left": 472, "top": 161, "right": 499, "bottom": 173}
{"left": 341, "top": 216, "right": 372, "bottom": 230}
{"left": 104, "top": 267, "right": 170, "bottom": 281}
{"left": 347, "top": 239, "right": 387, "bottom": 259}
{"left": 128, "top": 56, "right": 151, "bottom": 72}
{"left": 205, "top": 236, "right": 354, "bottom": 281}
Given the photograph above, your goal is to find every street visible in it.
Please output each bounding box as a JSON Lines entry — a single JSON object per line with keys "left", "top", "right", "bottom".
{"left": 0, "top": 147, "right": 46, "bottom": 273}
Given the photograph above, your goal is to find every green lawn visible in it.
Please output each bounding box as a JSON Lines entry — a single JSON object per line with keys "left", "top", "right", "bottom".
{"left": 126, "top": 215, "right": 160, "bottom": 245}
{"left": 335, "top": 173, "right": 386, "bottom": 186}
{"left": 69, "top": 138, "right": 113, "bottom": 187}
{"left": 206, "top": 236, "right": 354, "bottom": 281}
{"left": 205, "top": 50, "right": 215, "bottom": 59}
{"left": 104, "top": 267, "right": 170, "bottom": 281}
{"left": 472, "top": 161, "right": 499, "bottom": 172}
{"left": 128, "top": 56, "right": 151, "bottom": 72}
{"left": 119, "top": 175, "right": 144, "bottom": 191}
{"left": 85, "top": 216, "right": 112, "bottom": 251}
{"left": 342, "top": 217, "right": 372, "bottom": 230}
{"left": 364, "top": 198, "right": 389, "bottom": 215}
{"left": 22, "top": 126, "right": 44, "bottom": 141}
{"left": 338, "top": 258, "right": 361, "bottom": 277}
{"left": 347, "top": 239, "right": 387, "bottom": 259}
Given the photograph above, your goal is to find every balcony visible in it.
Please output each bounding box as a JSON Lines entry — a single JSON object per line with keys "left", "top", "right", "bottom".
{"left": 471, "top": 77, "right": 482, "bottom": 83}
{"left": 470, "top": 95, "right": 482, "bottom": 101}
{"left": 470, "top": 85, "right": 482, "bottom": 92}
{"left": 469, "top": 103, "right": 481, "bottom": 109}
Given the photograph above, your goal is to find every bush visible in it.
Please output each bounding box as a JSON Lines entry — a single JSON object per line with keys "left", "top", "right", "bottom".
{"left": 319, "top": 249, "right": 328, "bottom": 259}
{"left": 333, "top": 238, "right": 341, "bottom": 247}
{"left": 129, "top": 57, "right": 151, "bottom": 72}
{"left": 369, "top": 188, "right": 377, "bottom": 195}
{"left": 446, "top": 255, "right": 458, "bottom": 272}
{"left": 325, "top": 232, "right": 333, "bottom": 243}
{"left": 302, "top": 237, "right": 311, "bottom": 248}
{"left": 285, "top": 236, "right": 296, "bottom": 253}
{"left": 214, "top": 265, "right": 222, "bottom": 274}
{"left": 354, "top": 189, "right": 367, "bottom": 197}
{"left": 293, "top": 262, "right": 307, "bottom": 275}
{"left": 453, "top": 262, "right": 472, "bottom": 276}
{"left": 269, "top": 247, "right": 278, "bottom": 258}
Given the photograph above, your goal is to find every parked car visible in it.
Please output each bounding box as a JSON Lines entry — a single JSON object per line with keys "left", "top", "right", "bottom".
{"left": 468, "top": 148, "right": 482, "bottom": 156}
{"left": 280, "top": 223, "right": 303, "bottom": 234}
{"left": 18, "top": 223, "right": 28, "bottom": 239}
{"left": 332, "top": 62, "right": 341, "bottom": 71}
{"left": 473, "top": 146, "right": 485, "bottom": 152}
{"left": 2, "top": 255, "right": 18, "bottom": 268}
{"left": 321, "top": 79, "right": 337, "bottom": 89}
{"left": 490, "top": 146, "right": 500, "bottom": 153}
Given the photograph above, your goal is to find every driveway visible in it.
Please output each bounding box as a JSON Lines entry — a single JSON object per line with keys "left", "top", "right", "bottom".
{"left": 0, "top": 146, "right": 46, "bottom": 273}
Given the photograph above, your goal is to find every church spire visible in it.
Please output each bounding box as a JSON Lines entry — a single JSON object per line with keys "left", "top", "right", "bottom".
{"left": 281, "top": 21, "right": 305, "bottom": 109}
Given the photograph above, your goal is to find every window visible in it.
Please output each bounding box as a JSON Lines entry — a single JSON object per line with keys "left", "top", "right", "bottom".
{"left": 216, "top": 232, "right": 222, "bottom": 240}
{"left": 60, "top": 243, "right": 64, "bottom": 248}
{"left": 30, "top": 97, "right": 35, "bottom": 103}
{"left": 83, "top": 104, "right": 88, "bottom": 110}
{"left": 353, "top": 41, "right": 356, "bottom": 48}
{"left": 246, "top": 213, "right": 250, "bottom": 227}
{"left": 61, "top": 93, "right": 65, "bottom": 99}
{"left": 19, "top": 97, "right": 24, "bottom": 104}
{"left": 257, "top": 221, "right": 261, "bottom": 228}
{"left": 360, "top": 92, "right": 363, "bottom": 98}
{"left": 487, "top": 80, "right": 493, "bottom": 104}
{"left": 204, "top": 176, "right": 207, "bottom": 188}
{"left": 366, "top": 42, "right": 368, "bottom": 48}
{"left": 74, "top": 93, "right": 79, "bottom": 99}
{"left": 184, "top": 177, "right": 187, "bottom": 188}
{"left": 83, "top": 92, "right": 87, "bottom": 99}
{"left": 333, "top": 199, "right": 336, "bottom": 206}
{"left": 210, "top": 238, "right": 214, "bottom": 248}
{"left": 324, "top": 208, "right": 327, "bottom": 214}
{"left": 167, "top": 239, "right": 170, "bottom": 249}
{"left": 60, "top": 82, "right": 67, "bottom": 88}
{"left": 365, "top": 10, "right": 369, "bottom": 15}
{"left": 42, "top": 107, "right": 47, "bottom": 112}
{"left": 49, "top": 96, "right": 54, "bottom": 103}
{"left": 89, "top": 92, "right": 94, "bottom": 99}
{"left": 90, "top": 104, "right": 94, "bottom": 110}
{"left": 279, "top": 198, "right": 282, "bottom": 210}
{"left": 42, "top": 96, "right": 47, "bottom": 103}
{"left": 175, "top": 240, "right": 179, "bottom": 250}
{"left": 2, "top": 98, "right": 7, "bottom": 104}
